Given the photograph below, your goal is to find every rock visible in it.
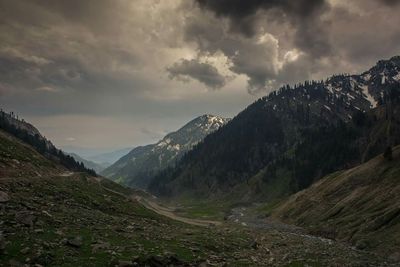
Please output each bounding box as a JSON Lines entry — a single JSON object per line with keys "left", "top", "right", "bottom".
{"left": 0, "top": 191, "right": 9, "bottom": 203}
{"left": 66, "top": 236, "right": 83, "bottom": 248}
{"left": 15, "top": 212, "right": 36, "bottom": 227}
{"left": 133, "top": 255, "right": 187, "bottom": 267}
{"left": 91, "top": 241, "right": 110, "bottom": 253}
{"left": 20, "top": 247, "right": 30, "bottom": 254}
{"left": 42, "top": 210, "right": 52, "bottom": 217}
{"left": 8, "top": 259, "right": 23, "bottom": 266}
{"left": 355, "top": 240, "right": 368, "bottom": 250}
{"left": 55, "top": 229, "right": 64, "bottom": 236}
{"left": 0, "top": 234, "right": 5, "bottom": 252}
{"left": 118, "top": 260, "right": 133, "bottom": 267}
{"left": 251, "top": 240, "right": 259, "bottom": 250}
{"left": 250, "top": 256, "right": 258, "bottom": 262}
{"left": 146, "top": 256, "right": 166, "bottom": 267}
{"left": 184, "top": 230, "right": 194, "bottom": 236}
{"left": 389, "top": 252, "right": 400, "bottom": 261}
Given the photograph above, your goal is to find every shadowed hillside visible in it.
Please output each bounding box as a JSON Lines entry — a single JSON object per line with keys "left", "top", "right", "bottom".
{"left": 274, "top": 145, "right": 400, "bottom": 260}
{"left": 149, "top": 57, "right": 400, "bottom": 203}
{"left": 1, "top": 122, "right": 396, "bottom": 266}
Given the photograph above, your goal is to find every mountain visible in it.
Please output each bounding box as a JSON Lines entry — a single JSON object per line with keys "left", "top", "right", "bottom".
{"left": 87, "top": 147, "right": 132, "bottom": 166}
{"left": 149, "top": 56, "right": 400, "bottom": 201}
{"left": 102, "top": 115, "right": 229, "bottom": 189}
{"left": 0, "top": 110, "right": 96, "bottom": 176}
{"left": 1, "top": 125, "right": 394, "bottom": 266}
{"left": 274, "top": 145, "right": 400, "bottom": 259}
{"left": 0, "top": 126, "right": 259, "bottom": 266}
{"left": 68, "top": 152, "right": 107, "bottom": 173}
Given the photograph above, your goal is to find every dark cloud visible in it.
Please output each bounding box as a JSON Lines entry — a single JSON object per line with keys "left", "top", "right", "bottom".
{"left": 382, "top": 0, "right": 400, "bottom": 6}
{"left": 0, "top": 0, "right": 400, "bottom": 149}
{"left": 167, "top": 59, "right": 227, "bottom": 89}
{"left": 195, "top": 0, "right": 327, "bottom": 25}
{"left": 194, "top": 0, "right": 331, "bottom": 57}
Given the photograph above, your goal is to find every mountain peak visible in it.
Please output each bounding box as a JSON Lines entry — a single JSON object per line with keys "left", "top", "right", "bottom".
{"left": 102, "top": 114, "right": 229, "bottom": 188}
{"left": 192, "top": 114, "right": 229, "bottom": 123}
{"left": 260, "top": 55, "right": 400, "bottom": 123}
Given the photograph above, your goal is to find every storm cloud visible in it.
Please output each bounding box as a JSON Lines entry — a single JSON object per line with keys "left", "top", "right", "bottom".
{"left": 0, "top": 0, "right": 400, "bottom": 150}
{"left": 194, "top": 0, "right": 331, "bottom": 56}
{"left": 167, "top": 59, "right": 227, "bottom": 89}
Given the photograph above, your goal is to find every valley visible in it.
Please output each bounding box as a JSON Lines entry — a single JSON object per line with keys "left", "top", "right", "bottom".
{"left": 2, "top": 1, "right": 400, "bottom": 266}
{"left": 0, "top": 127, "right": 398, "bottom": 266}
{"left": 1, "top": 175, "right": 397, "bottom": 266}
{"left": 1, "top": 56, "right": 400, "bottom": 266}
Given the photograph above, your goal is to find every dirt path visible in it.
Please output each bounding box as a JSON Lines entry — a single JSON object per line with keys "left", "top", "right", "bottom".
{"left": 58, "top": 171, "right": 74, "bottom": 177}
{"left": 93, "top": 177, "right": 221, "bottom": 227}
{"left": 134, "top": 196, "right": 222, "bottom": 227}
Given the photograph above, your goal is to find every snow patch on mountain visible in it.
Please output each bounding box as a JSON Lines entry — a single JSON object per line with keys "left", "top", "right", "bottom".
{"left": 101, "top": 114, "right": 230, "bottom": 189}
{"left": 361, "top": 85, "right": 378, "bottom": 108}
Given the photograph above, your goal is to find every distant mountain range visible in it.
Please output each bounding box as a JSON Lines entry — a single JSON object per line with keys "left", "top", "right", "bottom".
{"left": 102, "top": 115, "right": 229, "bottom": 189}
{"left": 149, "top": 56, "right": 400, "bottom": 202}
{"left": 87, "top": 147, "right": 132, "bottom": 166}
{"left": 62, "top": 147, "right": 133, "bottom": 167}
{"left": 1, "top": 56, "right": 400, "bottom": 264}
{"left": 67, "top": 153, "right": 108, "bottom": 173}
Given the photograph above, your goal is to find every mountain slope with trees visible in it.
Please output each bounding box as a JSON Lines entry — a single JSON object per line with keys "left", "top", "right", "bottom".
{"left": 0, "top": 110, "right": 96, "bottom": 176}
{"left": 2, "top": 125, "right": 391, "bottom": 266}
{"left": 102, "top": 115, "right": 229, "bottom": 189}
{"left": 68, "top": 152, "right": 107, "bottom": 173}
{"left": 149, "top": 56, "right": 400, "bottom": 202}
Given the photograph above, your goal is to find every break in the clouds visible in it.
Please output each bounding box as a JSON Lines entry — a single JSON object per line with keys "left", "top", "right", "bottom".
{"left": 0, "top": 0, "right": 400, "bottom": 149}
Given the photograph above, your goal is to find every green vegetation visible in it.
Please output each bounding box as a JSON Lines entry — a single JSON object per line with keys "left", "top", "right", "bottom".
{"left": 0, "top": 173, "right": 250, "bottom": 266}
{"left": 275, "top": 145, "right": 400, "bottom": 259}
{"left": 149, "top": 79, "right": 400, "bottom": 207}
{"left": 1, "top": 129, "right": 394, "bottom": 266}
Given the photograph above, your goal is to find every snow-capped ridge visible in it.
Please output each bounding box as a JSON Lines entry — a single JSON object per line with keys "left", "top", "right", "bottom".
{"left": 264, "top": 55, "right": 400, "bottom": 120}
{"left": 101, "top": 114, "right": 230, "bottom": 189}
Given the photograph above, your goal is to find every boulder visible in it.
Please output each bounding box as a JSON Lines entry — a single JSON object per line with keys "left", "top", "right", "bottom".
{"left": 15, "top": 212, "right": 36, "bottom": 227}
{"left": 66, "top": 236, "right": 83, "bottom": 248}
{"left": 0, "top": 191, "right": 9, "bottom": 203}
{"left": 118, "top": 260, "right": 134, "bottom": 267}
{"left": 0, "top": 234, "right": 5, "bottom": 252}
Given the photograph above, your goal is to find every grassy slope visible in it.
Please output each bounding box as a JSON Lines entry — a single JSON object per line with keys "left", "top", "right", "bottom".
{"left": 1, "top": 130, "right": 398, "bottom": 266}
{"left": 274, "top": 145, "right": 400, "bottom": 258}
{"left": 0, "top": 130, "right": 64, "bottom": 177}
{"left": 0, "top": 130, "right": 256, "bottom": 266}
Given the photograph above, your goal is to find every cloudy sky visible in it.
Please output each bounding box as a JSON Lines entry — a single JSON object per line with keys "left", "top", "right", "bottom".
{"left": 1, "top": 0, "right": 400, "bottom": 153}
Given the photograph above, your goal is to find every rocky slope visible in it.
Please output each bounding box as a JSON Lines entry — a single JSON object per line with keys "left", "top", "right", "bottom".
{"left": 149, "top": 56, "right": 400, "bottom": 201}
{"left": 0, "top": 130, "right": 65, "bottom": 178}
{"left": 2, "top": 128, "right": 396, "bottom": 266}
{"left": 274, "top": 145, "right": 400, "bottom": 260}
{"left": 102, "top": 114, "right": 229, "bottom": 189}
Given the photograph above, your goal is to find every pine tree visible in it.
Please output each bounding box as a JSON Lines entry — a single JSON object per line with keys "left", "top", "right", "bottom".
{"left": 383, "top": 146, "right": 393, "bottom": 161}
